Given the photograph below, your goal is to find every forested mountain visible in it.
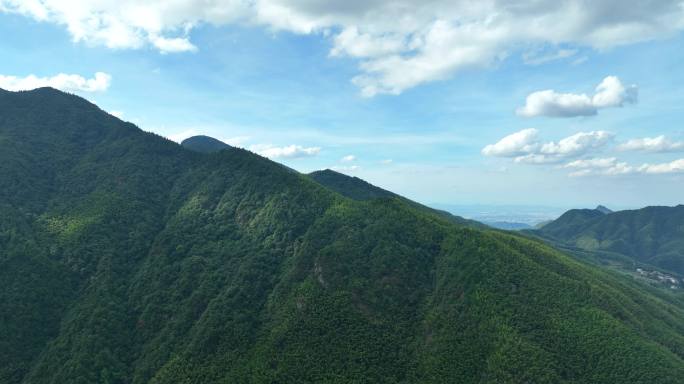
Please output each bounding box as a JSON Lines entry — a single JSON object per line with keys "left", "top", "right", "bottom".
{"left": 181, "top": 135, "right": 231, "bottom": 153}
{"left": 308, "top": 169, "right": 484, "bottom": 228}
{"left": 308, "top": 169, "right": 397, "bottom": 200}
{"left": 533, "top": 205, "right": 684, "bottom": 275}
{"left": 2, "top": 87, "right": 684, "bottom": 383}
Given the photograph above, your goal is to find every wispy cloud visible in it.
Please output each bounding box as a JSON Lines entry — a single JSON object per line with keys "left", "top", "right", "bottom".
{"left": 566, "top": 157, "right": 684, "bottom": 177}
{"left": 522, "top": 48, "right": 578, "bottom": 66}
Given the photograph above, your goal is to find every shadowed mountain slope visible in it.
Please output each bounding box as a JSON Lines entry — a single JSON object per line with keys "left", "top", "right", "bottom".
{"left": 181, "top": 135, "right": 232, "bottom": 153}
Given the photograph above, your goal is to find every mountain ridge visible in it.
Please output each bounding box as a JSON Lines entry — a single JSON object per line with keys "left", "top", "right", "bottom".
{"left": 2, "top": 88, "right": 684, "bottom": 383}
{"left": 531, "top": 205, "right": 684, "bottom": 275}
{"left": 308, "top": 168, "right": 486, "bottom": 228}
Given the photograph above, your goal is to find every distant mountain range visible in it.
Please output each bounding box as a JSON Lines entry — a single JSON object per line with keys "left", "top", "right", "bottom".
{"left": 531, "top": 205, "right": 684, "bottom": 275}
{"left": 2, "top": 88, "right": 684, "bottom": 383}
{"left": 433, "top": 203, "right": 567, "bottom": 227}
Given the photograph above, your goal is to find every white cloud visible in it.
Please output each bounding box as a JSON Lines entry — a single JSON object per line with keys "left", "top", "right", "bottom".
{"left": 483, "top": 129, "right": 613, "bottom": 164}
{"left": 517, "top": 90, "right": 595, "bottom": 118}
{"left": 2, "top": 1, "right": 683, "bottom": 95}
{"left": 380, "top": 159, "right": 393, "bottom": 164}
{"left": 564, "top": 157, "right": 684, "bottom": 177}
{"left": 539, "top": 131, "right": 614, "bottom": 156}
{"left": 522, "top": 48, "right": 578, "bottom": 66}
{"left": 481, "top": 128, "right": 540, "bottom": 157}
{"left": 0, "top": 72, "right": 111, "bottom": 92}
{"left": 564, "top": 157, "right": 635, "bottom": 177}
{"left": 618, "top": 135, "right": 684, "bottom": 152}
{"left": 638, "top": 159, "right": 684, "bottom": 174}
{"left": 151, "top": 35, "right": 197, "bottom": 54}
{"left": 591, "top": 76, "right": 638, "bottom": 108}
{"left": 250, "top": 144, "right": 321, "bottom": 159}
{"left": 330, "top": 27, "right": 404, "bottom": 58}
{"left": 341, "top": 154, "right": 356, "bottom": 162}
{"left": 517, "top": 76, "right": 637, "bottom": 117}
{"left": 565, "top": 157, "right": 619, "bottom": 169}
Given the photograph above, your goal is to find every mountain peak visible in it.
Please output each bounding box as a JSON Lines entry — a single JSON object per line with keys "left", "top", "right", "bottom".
{"left": 595, "top": 205, "right": 613, "bottom": 214}
{"left": 181, "top": 135, "right": 231, "bottom": 153}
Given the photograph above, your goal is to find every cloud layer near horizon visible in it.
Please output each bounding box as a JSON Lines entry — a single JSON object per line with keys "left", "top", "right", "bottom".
{"left": 2, "top": 1, "right": 684, "bottom": 96}
{"left": 484, "top": 129, "right": 684, "bottom": 177}
{"left": 0, "top": 72, "right": 111, "bottom": 92}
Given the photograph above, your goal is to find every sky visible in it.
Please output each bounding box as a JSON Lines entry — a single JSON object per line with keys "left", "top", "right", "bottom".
{"left": 1, "top": 0, "right": 683, "bottom": 210}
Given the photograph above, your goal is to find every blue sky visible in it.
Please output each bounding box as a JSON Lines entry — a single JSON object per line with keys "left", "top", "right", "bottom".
{"left": 1, "top": 1, "right": 684, "bottom": 209}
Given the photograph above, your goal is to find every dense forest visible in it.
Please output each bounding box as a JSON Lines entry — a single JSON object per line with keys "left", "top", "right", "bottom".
{"left": 181, "top": 135, "right": 231, "bottom": 153}
{"left": 532, "top": 206, "right": 684, "bottom": 275}
{"left": 2, "top": 88, "right": 684, "bottom": 383}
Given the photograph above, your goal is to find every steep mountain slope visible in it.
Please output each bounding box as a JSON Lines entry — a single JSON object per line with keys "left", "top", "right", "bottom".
{"left": 308, "top": 169, "right": 484, "bottom": 228}
{"left": 308, "top": 169, "right": 397, "bottom": 200}
{"left": 535, "top": 208, "right": 608, "bottom": 238}
{"left": 2, "top": 88, "right": 684, "bottom": 383}
{"left": 181, "top": 135, "right": 231, "bottom": 153}
{"left": 533, "top": 205, "right": 684, "bottom": 274}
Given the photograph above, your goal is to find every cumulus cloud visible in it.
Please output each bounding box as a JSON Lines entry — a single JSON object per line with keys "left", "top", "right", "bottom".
{"left": 564, "top": 157, "right": 635, "bottom": 177}
{"left": 481, "top": 128, "right": 540, "bottom": 157}
{"left": 2, "top": 1, "right": 683, "bottom": 95}
{"left": 564, "top": 157, "right": 684, "bottom": 177}
{"left": 341, "top": 155, "right": 356, "bottom": 162}
{"left": 517, "top": 76, "right": 638, "bottom": 117}
{"left": 639, "top": 159, "right": 684, "bottom": 174}
{"left": 539, "top": 131, "right": 614, "bottom": 157}
{"left": 618, "top": 135, "right": 684, "bottom": 152}
{"left": 250, "top": 144, "right": 321, "bottom": 159}
{"left": 0, "top": 72, "right": 111, "bottom": 92}
{"left": 483, "top": 129, "right": 613, "bottom": 163}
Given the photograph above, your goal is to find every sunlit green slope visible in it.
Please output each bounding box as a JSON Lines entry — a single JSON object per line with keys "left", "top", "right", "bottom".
{"left": 1, "top": 88, "right": 684, "bottom": 384}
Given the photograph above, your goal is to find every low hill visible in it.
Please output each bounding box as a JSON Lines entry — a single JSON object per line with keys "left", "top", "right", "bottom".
{"left": 532, "top": 205, "right": 684, "bottom": 275}
{"left": 2, "top": 88, "right": 684, "bottom": 383}
{"left": 181, "top": 135, "right": 231, "bottom": 153}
